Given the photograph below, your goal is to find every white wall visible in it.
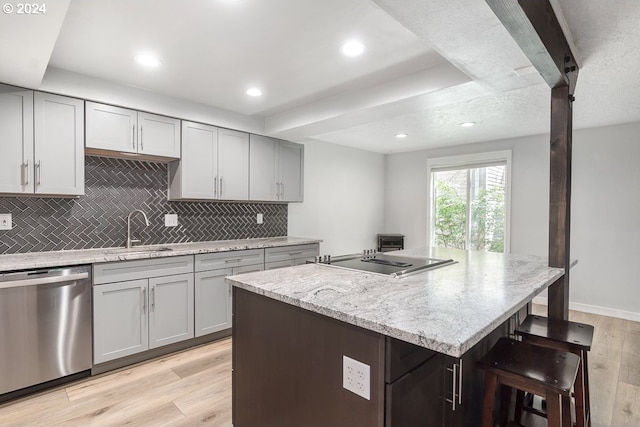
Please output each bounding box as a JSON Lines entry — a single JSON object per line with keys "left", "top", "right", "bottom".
{"left": 39, "top": 67, "right": 264, "bottom": 134}
{"left": 288, "top": 141, "right": 385, "bottom": 255}
{"left": 570, "top": 122, "right": 640, "bottom": 318}
{"left": 384, "top": 122, "right": 640, "bottom": 320}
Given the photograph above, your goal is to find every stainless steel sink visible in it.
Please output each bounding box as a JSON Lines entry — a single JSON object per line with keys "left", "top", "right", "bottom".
{"left": 102, "top": 246, "right": 173, "bottom": 255}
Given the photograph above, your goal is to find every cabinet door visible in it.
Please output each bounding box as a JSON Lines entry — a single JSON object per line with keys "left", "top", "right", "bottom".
{"left": 0, "top": 86, "right": 33, "bottom": 194}
{"left": 279, "top": 141, "right": 304, "bottom": 202}
{"left": 386, "top": 354, "right": 445, "bottom": 427}
{"left": 249, "top": 134, "right": 279, "bottom": 201}
{"left": 194, "top": 268, "right": 233, "bottom": 337}
{"left": 85, "top": 102, "right": 137, "bottom": 154}
{"left": 137, "top": 112, "right": 181, "bottom": 158}
{"left": 93, "top": 279, "right": 149, "bottom": 364}
{"left": 33, "top": 92, "right": 84, "bottom": 196}
{"left": 218, "top": 128, "right": 249, "bottom": 200}
{"left": 148, "top": 273, "right": 195, "bottom": 349}
{"left": 168, "top": 121, "right": 217, "bottom": 200}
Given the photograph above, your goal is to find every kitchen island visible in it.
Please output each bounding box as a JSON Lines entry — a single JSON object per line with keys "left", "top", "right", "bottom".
{"left": 226, "top": 247, "right": 565, "bottom": 427}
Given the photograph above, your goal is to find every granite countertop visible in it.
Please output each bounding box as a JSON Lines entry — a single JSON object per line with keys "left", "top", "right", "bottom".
{"left": 226, "top": 247, "right": 565, "bottom": 358}
{"left": 0, "top": 237, "right": 321, "bottom": 272}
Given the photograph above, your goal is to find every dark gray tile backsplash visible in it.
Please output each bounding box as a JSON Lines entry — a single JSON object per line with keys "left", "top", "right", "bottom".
{"left": 0, "top": 157, "right": 287, "bottom": 254}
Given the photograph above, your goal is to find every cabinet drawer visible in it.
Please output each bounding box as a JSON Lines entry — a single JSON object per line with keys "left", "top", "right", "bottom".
{"left": 264, "top": 244, "right": 319, "bottom": 263}
{"left": 94, "top": 256, "right": 194, "bottom": 285}
{"left": 385, "top": 336, "right": 437, "bottom": 384}
{"left": 195, "top": 249, "right": 264, "bottom": 272}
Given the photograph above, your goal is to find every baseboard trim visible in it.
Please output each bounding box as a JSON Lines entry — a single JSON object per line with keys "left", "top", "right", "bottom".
{"left": 532, "top": 296, "right": 640, "bottom": 322}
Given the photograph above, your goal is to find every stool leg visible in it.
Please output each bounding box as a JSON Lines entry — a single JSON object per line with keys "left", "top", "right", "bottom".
{"left": 562, "top": 395, "right": 572, "bottom": 427}
{"left": 545, "top": 392, "right": 562, "bottom": 427}
{"left": 583, "top": 350, "right": 591, "bottom": 427}
{"left": 574, "top": 353, "right": 586, "bottom": 427}
{"left": 499, "top": 385, "right": 511, "bottom": 427}
{"left": 514, "top": 390, "right": 525, "bottom": 424}
{"left": 482, "top": 372, "right": 498, "bottom": 427}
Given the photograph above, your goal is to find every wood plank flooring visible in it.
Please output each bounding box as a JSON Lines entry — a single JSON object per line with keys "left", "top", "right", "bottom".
{"left": 0, "top": 307, "right": 638, "bottom": 426}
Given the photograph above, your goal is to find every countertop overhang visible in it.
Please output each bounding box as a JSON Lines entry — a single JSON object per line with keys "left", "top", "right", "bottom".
{"left": 226, "top": 247, "right": 566, "bottom": 358}
{"left": 0, "top": 237, "right": 321, "bottom": 272}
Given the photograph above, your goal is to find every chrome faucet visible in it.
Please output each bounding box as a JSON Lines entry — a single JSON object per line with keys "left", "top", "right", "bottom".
{"left": 126, "top": 209, "right": 150, "bottom": 248}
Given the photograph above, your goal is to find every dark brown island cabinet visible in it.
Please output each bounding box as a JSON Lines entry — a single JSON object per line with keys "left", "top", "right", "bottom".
{"left": 232, "top": 287, "right": 519, "bottom": 427}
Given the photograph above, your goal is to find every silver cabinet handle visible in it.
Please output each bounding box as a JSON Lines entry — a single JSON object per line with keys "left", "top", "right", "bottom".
{"left": 214, "top": 177, "right": 218, "bottom": 198}
{"left": 458, "top": 359, "right": 463, "bottom": 405}
{"left": 281, "top": 182, "right": 284, "bottom": 198}
{"left": 446, "top": 362, "right": 458, "bottom": 411}
{"left": 219, "top": 176, "right": 223, "bottom": 199}
{"left": 22, "top": 160, "right": 29, "bottom": 185}
{"left": 224, "top": 258, "right": 242, "bottom": 263}
{"left": 132, "top": 125, "right": 136, "bottom": 149}
{"left": 35, "top": 160, "right": 41, "bottom": 186}
{"left": 140, "top": 125, "right": 144, "bottom": 151}
{"left": 151, "top": 286, "right": 155, "bottom": 312}
{"left": 0, "top": 272, "right": 89, "bottom": 290}
{"left": 288, "top": 251, "right": 303, "bottom": 256}
{"left": 142, "top": 288, "right": 147, "bottom": 314}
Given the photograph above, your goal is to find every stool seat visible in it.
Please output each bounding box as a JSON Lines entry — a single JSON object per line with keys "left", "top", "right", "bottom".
{"left": 515, "top": 315, "right": 594, "bottom": 427}
{"left": 517, "top": 315, "right": 594, "bottom": 350}
{"left": 478, "top": 338, "right": 580, "bottom": 427}
{"left": 479, "top": 337, "right": 580, "bottom": 395}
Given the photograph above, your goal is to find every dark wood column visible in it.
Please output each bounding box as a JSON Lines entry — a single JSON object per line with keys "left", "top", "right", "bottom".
{"left": 485, "top": 0, "right": 578, "bottom": 320}
{"left": 548, "top": 84, "right": 573, "bottom": 319}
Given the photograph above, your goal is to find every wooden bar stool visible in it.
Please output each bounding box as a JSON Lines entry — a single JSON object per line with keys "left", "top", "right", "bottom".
{"left": 515, "top": 315, "right": 594, "bottom": 427}
{"left": 478, "top": 337, "right": 580, "bottom": 427}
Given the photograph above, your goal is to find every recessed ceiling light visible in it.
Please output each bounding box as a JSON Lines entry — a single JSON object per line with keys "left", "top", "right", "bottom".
{"left": 395, "top": 133, "right": 408, "bottom": 138}
{"left": 135, "top": 54, "right": 163, "bottom": 68}
{"left": 460, "top": 122, "right": 476, "bottom": 128}
{"left": 341, "top": 39, "right": 366, "bottom": 57}
{"left": 246, "top": 87, "right": 262, "bottom": 97}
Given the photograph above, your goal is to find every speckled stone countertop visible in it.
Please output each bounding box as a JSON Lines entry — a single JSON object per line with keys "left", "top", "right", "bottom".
{"left": 226, "top": 247, "right": 566, "bottom": 358}
{"left": 0, "top": 237, "right": 321, "bottom": 273}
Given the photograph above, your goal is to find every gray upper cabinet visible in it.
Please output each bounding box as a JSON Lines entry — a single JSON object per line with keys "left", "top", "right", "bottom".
{"left": 0, "top": 85, "right": 33, "bottom": 194}
{"left": 279, "top": 141, "right": 304, "bottom": 202}
{"left": 85, "top": 102, "right": 137, "bottom": 154}
{"left": 34, "top": 93, "right": 85, "bottom": 196}
{"left": 86, "top": 101, "right": 180, "bottom": 159}
{"left": 137, "top": 112, "right": 181, "bottom": 158}
{"left": 168, "top": 121, "right": 249, "bottom": 201}
{"left": 249, "top": 134, "right": 279, "bottom": 201}
{"left": 218, "top": 128, "right": 249, "bottom": 200}
{"left": 249, "top": 135, "right": 304, "bottom": 202}
{"left": 0, "top": 86, "right": 83, "bottom": 196}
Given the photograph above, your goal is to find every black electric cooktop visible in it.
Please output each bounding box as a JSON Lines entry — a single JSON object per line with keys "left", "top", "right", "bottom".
{"left": 315, "top": 252, "right": 455, "bottom": 279}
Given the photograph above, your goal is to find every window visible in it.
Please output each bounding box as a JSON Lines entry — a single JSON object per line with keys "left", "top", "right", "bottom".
{"left": 426, "top": 151, "right": 511, "bottom": 253}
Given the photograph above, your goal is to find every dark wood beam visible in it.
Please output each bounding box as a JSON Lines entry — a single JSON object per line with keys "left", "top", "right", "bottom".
{"left": 485, "top": 0, "right": 578, "bottom": 93}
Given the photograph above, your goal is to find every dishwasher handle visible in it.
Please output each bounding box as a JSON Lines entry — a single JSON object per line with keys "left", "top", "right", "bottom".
{"left": 0, "top": 272, "right": 89, "bottom": 290}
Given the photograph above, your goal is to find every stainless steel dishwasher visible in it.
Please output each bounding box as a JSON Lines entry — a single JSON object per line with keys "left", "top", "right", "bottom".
{"left": 0, "top": 265, "right": 92, "bottom": 395}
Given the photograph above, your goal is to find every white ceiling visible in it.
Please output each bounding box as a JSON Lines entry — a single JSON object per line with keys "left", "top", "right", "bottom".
{"left": 1, "top": 0, "right": 639, "bottom": 154}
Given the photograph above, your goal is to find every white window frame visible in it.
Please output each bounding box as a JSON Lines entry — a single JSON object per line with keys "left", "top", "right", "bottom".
{"left": 426, "top": 150, "right": 512, "bottom": 253}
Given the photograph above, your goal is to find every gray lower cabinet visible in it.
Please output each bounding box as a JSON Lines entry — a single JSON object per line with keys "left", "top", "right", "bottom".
{"left": 93, "top": 256, "right": 195, "bottom": 364}
{"left": 149, "top": 274, "right": 195, "bottom": 349}
{"left": 194, "top": 250, "right": 264, "bottom": 336}
{"left": 93, "top": 279, "right": 149, "bottom": 364}
{"left": 264, "top": 243, "right": 319, "bottom": 270}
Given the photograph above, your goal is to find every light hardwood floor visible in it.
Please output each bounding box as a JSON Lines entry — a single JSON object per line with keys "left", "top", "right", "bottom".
{"left": 0, "top": 307, "right": 638, "bottom": 427}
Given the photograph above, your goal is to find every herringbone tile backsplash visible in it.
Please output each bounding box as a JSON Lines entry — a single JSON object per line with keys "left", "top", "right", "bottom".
{"left": 0, "top": 157, "right": 287, "bottom": 254}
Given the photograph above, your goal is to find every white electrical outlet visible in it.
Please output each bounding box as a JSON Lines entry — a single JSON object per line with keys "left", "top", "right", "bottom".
{"left": 343, "top": 355, "right": 370, "bottom": 400}
{"left": 0, "top": 214, "right": 12, "bottom": 230}
{"left": 256, "top": 213, "right": 263, "bottom": 224}
{"left": 164, "top": 214, "right": 178, "bottom": 227}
